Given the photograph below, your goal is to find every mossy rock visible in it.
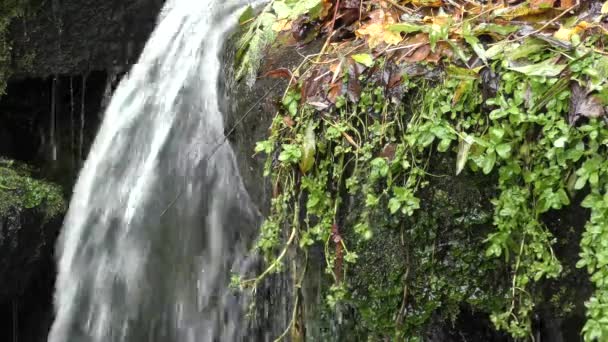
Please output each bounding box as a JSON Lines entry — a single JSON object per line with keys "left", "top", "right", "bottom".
{"left": 0, "top": 158, "right": 65, "bottom": 300}
{"left": 0, "top": 158, "right": 65, "bottom": 219}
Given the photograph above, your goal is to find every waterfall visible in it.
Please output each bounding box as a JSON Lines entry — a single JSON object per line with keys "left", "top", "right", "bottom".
{"left": 49, "top": 1, "right": 263, "bottom": 341}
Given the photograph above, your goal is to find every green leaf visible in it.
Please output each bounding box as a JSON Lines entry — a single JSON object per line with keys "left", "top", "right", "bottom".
{"left": 589, "top": 172, "right": 599, "bottom": 186}
{"left": 489, "top": 128, "right": 505, "bottom": 143}
{"left": 463, "top": 22, "right": 486, "bottom": 63}
{"left": 482, "top": 152, "right": 497, "bottom": 174}
{"left": 388, "top": 198, "right": 401, "bottom": 214}
{"left": 351, "top": 53, "right": 374, "bottom": 67}
{"left": 273, "top": 0, "right": 323, "bottom": 20}
{"left": 278, "top": 144, "right": 302, "bottom": 164}
{"left": 238, "top": 5, "right": 254, "bottom": 24}
{"left": 507, "top": 58, "right": 566, "bottom": 77}
{"left": 255, "top": 140, "right": 273, "bottom": 154}
{"left": 235, "top": 12, "right": 278, "bottom": 85}
{"left": 553, "top": 136, "right": 568, "bottom": 148}
{"left": 456, "top": 136, "right": 472, "bottom": 175}
{"left": 344, "top": 252, "right": 358, "bottom": 263}
{"left": 574, "top": 174, "right": 588, "bottom": 190}
{"left": 299, "top": 123, "right": 316, "bottom": 174}
{"left": 496, "top": 143, "right": 512, "bottom": 159}
{"left": 504, "top": 38, "right": 547, "bottom": 60}
{"left": 437, "top": 138, "right": 451, "bottom": 152}
{"left": 429, "top": 23, "right": 449, "bottom": 51}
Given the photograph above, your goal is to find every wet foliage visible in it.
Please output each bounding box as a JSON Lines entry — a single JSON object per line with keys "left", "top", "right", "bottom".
{"left": 0, "top": 159, "right": 65, "bottom": 219}
{"left": 237, "top": 0, "right": 608, "bottom": 340}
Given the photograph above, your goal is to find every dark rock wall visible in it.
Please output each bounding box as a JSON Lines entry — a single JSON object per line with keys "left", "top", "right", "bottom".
{"left": 11, "top": 0, "right": 164, "bottom": 77}
{"left": 0, "top": 1, "right": 164, "bottom": 341}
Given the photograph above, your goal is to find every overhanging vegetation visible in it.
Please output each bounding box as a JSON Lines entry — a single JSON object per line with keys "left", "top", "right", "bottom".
{"left": 233, "top": 0, "right": 608, "bottom": 340}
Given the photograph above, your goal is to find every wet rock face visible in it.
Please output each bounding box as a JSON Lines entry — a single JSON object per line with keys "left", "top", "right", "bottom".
{"left": 0, "top": 207, "right": 61, "bottom": 300}
{"left": 11, "top": 0, "right": 164, "bottom": 77}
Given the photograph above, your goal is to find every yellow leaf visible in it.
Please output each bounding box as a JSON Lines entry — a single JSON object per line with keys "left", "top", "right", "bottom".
{"left": 356, "top": 23, "right": 403, "bottom": 48}
{"left": 603, "top": 1, "right": 608, "bottom": 14}
{"left": 272, "top": 19, "right": 292, "bottom": 32}
{"left": 553, "top": 22, "right": 588, "bottom": 42}
{"left": 412, "top": 0, "right": 442, "bottom": 7}
{"left": 494, "top": 4, "right": 547, "bottom": 21}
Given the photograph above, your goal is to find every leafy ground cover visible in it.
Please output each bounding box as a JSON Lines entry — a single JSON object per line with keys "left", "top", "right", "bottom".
{"left": 233, "top": 1, "right": 608, "bottom": 340}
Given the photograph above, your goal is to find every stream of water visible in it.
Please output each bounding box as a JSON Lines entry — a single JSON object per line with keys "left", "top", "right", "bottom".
{"left": 49, "top": 1, "right": 262, "bottom": 340}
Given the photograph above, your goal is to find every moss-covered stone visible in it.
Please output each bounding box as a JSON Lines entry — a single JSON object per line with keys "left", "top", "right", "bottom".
{"left": 0, "top": 158, "right": 65, "bottom": 220}
{"left": 339, "top": 153, "right": 504, "bottom": 340}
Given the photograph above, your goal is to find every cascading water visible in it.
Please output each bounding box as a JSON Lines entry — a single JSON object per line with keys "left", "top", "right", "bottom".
{"left": 49, "top": 1, "right": 264, "bottom": 340}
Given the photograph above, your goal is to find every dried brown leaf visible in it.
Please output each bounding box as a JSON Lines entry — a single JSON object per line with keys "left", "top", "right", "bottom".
{"left": 346, "top": 59, "right": 362, "bottom": 102}
{"left": 327, "top": 81, "right": 344, "bottom": 103}
{"left": 262, "top": 68, "right": 293, "bottom": 80}
{"left": 569, "top": 83, "right": 606, "bottom": 125}
{"left": 283, "top": 116, "right": 296, "bottom": 127}
{"left": 530, "top": 0, "right": 555, "bottom": 9}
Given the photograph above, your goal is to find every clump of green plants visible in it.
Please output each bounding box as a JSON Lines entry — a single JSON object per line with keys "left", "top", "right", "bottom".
{"left": 234, "top": 1, "right": 608, "bottom": 340}
{"left": 0, "top": 159, "right": 65, "bottom": 220}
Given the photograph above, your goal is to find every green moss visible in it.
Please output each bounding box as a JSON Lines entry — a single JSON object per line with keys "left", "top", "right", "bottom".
{"left": 0, "top": 159, "right": 65, "bottom": 220}
{"left": 344, "top": 154, "right": 500, "bottom": 339}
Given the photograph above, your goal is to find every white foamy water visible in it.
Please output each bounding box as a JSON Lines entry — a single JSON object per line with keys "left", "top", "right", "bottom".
{"left": 49, "top": 1, "right": 263, "bottom": 340}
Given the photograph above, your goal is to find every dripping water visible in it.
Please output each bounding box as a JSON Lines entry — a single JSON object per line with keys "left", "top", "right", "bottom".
{"left": 50, "top": 1, "right": 265, "bottom": 341}
{"left": 50, "top": 75, "right": 57, "bottom": 162}
{"left": 70, "top": 76, "right": 75, "bottom": 169}
{"left": 79, "top": 73, "right": 87, "bottom": 165}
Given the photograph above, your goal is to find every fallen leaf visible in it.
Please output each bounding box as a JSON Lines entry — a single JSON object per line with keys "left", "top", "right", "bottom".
{"left": 379, "top": 143, "right": 397, "bottom": 161}
{"left": 327, "top": 81, "right": 343, "bottom": 103}
{"left": 452, "top": 79, "right": 474, "bottom": 106}
{"left": 473, "top": 23, "right": 520, "bottom": 38}
{"left": 560, "top": 0, "right": 577, "bottom": 8}
{"left": 307, "top": 100, "right": 330, "bottom": 110}
{"left": 283, "top": 116, "right": 295, "bottom": 127}
{"left": 272, "top": 19, "right": 292, "bottom": 32}
{"left": 508, "top": 57, "right": 566, "bottom": 77}
{"left": 400, "top": 44, "right": 431, "bottom": 63}
{"left": 346, "top": 59, "right": 362, "bottom": 102}
{"left": 357, "top": 23, "right": 403, "bottom": 48}
{"left": 569, "top": 83, "right": 606, "bottom": 125}
{"left": 603, "top": 0, "right": 608, "bottom": 14}
{"left": 504, "top": 38, "right": 547, "bottom": 60}
{"left": 330, "top": 59, "right": 343, "bottom": 84}
{"left": 553, "top": 22, "right": 587, "bottom": 41}
{"left": 494, "top": 3, "right": 548, "bottom": 20}
{"left": 412, "top": 0, "right": 442, "bottom": 7}
{"left": 352, "top": 53, "right": 375, "bottom": 67}
{"left": 530, "top": 0, "right": 555, "bottom": 9}
{"left": 356, "top": 9, "right": 403, "bottom": 48}
{"left": 262, "top": 68, "right": 293, "bottom": 80}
